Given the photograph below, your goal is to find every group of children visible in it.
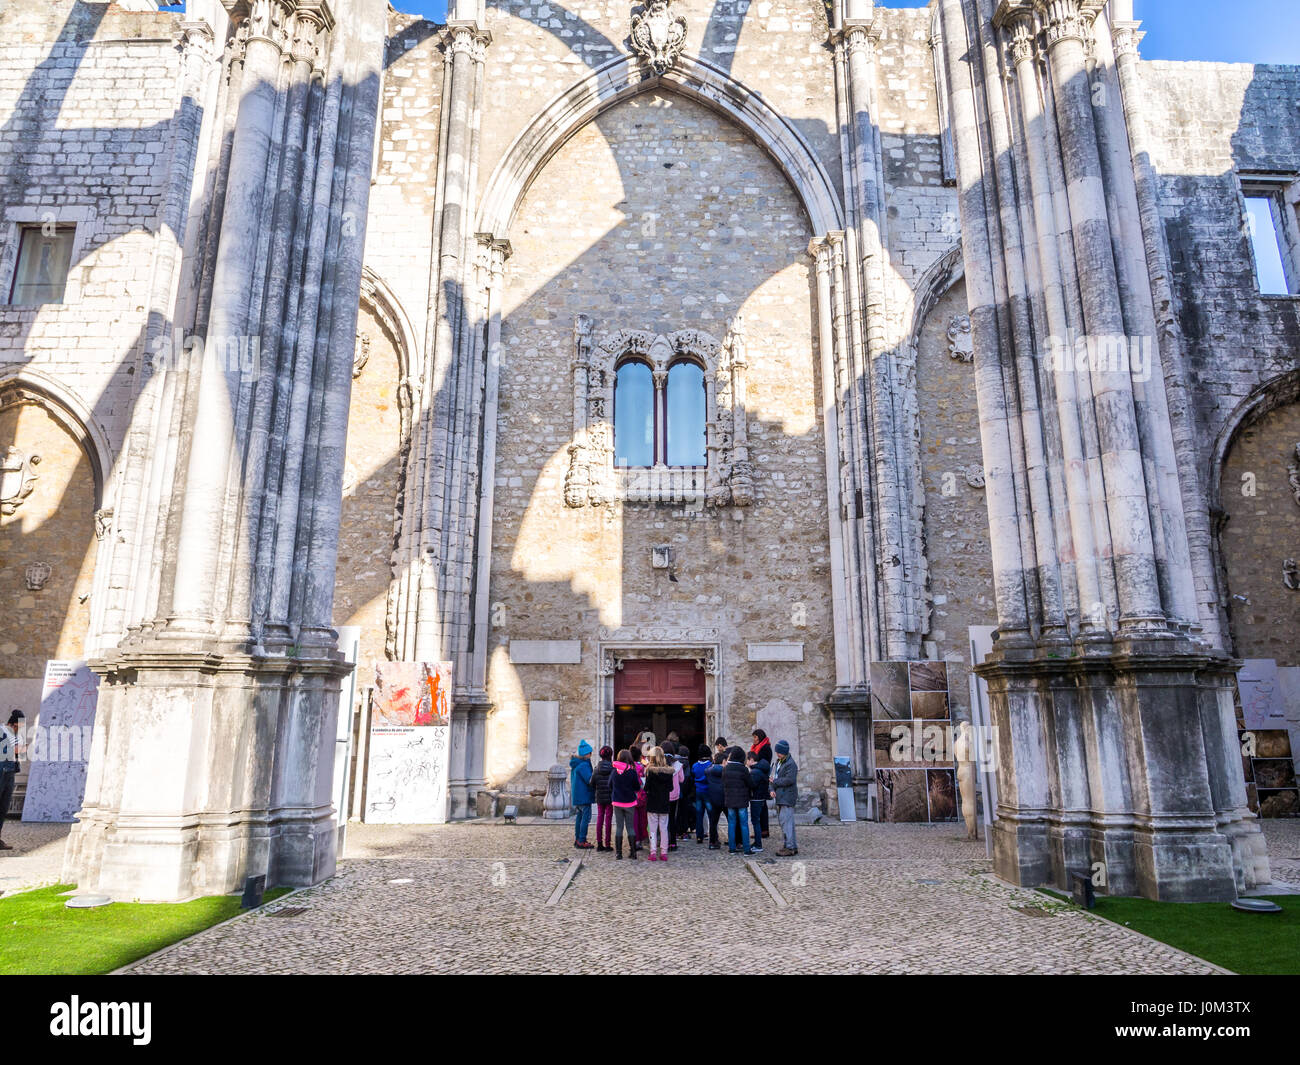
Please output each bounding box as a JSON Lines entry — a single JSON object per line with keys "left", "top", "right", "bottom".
{"left": 568, "top": 728, "right": 799, "bottom": 861}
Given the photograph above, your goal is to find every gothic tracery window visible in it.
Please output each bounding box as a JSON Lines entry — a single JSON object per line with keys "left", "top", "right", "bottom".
{"left": 566, "top": 316, "right": 752, "bottom": 507}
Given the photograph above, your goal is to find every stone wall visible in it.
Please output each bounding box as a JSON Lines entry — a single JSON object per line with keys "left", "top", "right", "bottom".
{"left": 334, "top": 306, "right": 405, "bottom": 683}
{"left": 487, "top": 88, "right": 835, "bottom": 794}
{"left": 0, "top": 1, "right": 183, "bottom": 453}
{"left": 1140, "top": 60, "right": 1300, "bottom": 461}
{"left": 915, "top": 279, "right": 996, "bottom": 720}
{"left": 1219, "top": 402, "right": 1300, "bottom": 666}
{"left": 0, "top": 395, "right": 98, "bottom": 679}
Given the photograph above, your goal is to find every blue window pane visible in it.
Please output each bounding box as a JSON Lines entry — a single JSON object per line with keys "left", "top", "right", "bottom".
{"left": 1245, "top": 196, "right": 1290, "bottom": 295}
{"left": 614, "top": 361, "right": 654, "bottom": 467}
{"left": 666, "top": 361, "right": 706, "bottom": 467}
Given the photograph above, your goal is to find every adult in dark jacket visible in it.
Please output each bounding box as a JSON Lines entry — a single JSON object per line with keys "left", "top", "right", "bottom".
{"left": 769, "top": 740, "right": 799, "bottom": 855}
{"left": 591, "top": 746, "right": 615, "bottom": 851}
{"left": 749, "top": 729, "right": 774, "bottom": 840}
{"left": 691, "top": 745, "right": 712, "bottom": 843}
{"left": 705, "top": 753, "right": 726, "bottom": 849}
{"left": 747, "top": 752, "right": 770, "bottom": 852}
{"left": 721, "top": 747, "right": 753, "bottom": 855}
{"left": 569, "top": 740, "right": 595, "bottom": 849}
{"left": 675, "top": 746, "right": 695, "bottom": 837}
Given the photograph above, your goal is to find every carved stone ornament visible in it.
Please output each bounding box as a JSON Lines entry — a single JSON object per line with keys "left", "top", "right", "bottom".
{"left": 947, "top": 314, "right": 974, "bottom": 363}
{"left": 1287, "top": 442, "right": 1300, "bottom": 507}
{"left": 25, "top": 561, "right": 51, "bottom": 592}
{"left": 630, "top": 0, "right": 688, "bottom": 74}
{"left": 1285, "top": 558, "right": 1299, "bottom": 591}
{"left": 0, "top": 447, "right": 40, "bottom": 515}
{"left": 963, "top": 464, "right": 986, "bottom": 489}
{"left": 94, "top": 506, "right": 114, "bottom": 542}
{"left": 564, "top": 316, "right": 752, "bottom": 508}
{"left": 353, "top": 333, "right": 371, "bottom": 379}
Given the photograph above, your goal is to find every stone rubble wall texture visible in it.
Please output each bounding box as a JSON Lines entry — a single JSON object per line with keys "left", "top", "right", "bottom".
{"left": 1138, "top": 58, "right": 1300, "bottom": 661}
{"left": 488, "top": 89, "right": 835, "bottom": 793}
{"left": 1219, "top": 403, "right": 1300, "bottom": 666}
{"left": 1140, "top": 60, "right": 1300, "bottom": 462}
{"left": 0, "top": 2, "right": 184, "bottom": 681}
{"left": 0, "top": 401, "right": 97, "bottom": 679}
{"left": 334, "top": 306, "right": 405, "bottom": 682}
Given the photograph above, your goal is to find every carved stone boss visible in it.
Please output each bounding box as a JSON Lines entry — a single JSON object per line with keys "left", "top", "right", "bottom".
{"left": 630, "top": 0, "right": 688, "bottom": 74}
{"left": 564, "top": 316, "right": 753, "bottom": 508}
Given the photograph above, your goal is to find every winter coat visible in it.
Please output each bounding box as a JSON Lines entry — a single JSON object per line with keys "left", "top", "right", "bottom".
{"left": 750, "top": 737, "right": 774, "bottom": 767}
{"left": 748, "top": 757, "right": 770, "bottom": 801}
{"left": 705, "top": 760, "right": 726, "bottom": 808}
{"left": 723, "top": 756, "right": 753, "bottom": 809}
{"left": 676, "top": 755, "right": 695, "bottom": 801}
{"left": 644, "top": 765, "right": 675, "bottom": 814}
{"left": 668, "top": 759, "right": 684, "bottom": 802}
{"left": 591, "top": 758, "right": 614, "bottom": 805}
{"left": 569, "top": 756, "right": 594, "bottom": 806}
{"left": 610, "top": 760, "right": 641, "bottom": 807}
{"left": 692, "top": 757, "right": 712, "bottom": 795}
{"left": 771, "top": 755, "right": 799, "bottom": 806}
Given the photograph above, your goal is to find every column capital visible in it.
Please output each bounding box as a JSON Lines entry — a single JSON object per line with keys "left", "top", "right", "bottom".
{"left": 226, "top": 0, "right": 297, "bottom": 54}
{"left": 289, "top": 1, "right": 335, "bottom": 69}
{"left": 995, "top": 2, "right": 1039, "bottom": 67}
{"left": 1111, "top": 20, "right": 1145, "bottom": 60}
{"left": 831, "top": 18, "right": 880, "bottom": 57}
{"left": 1031, "top": 0, "right": 1104, "bottom": 49}
{"left": 442, "top": 21, "right": 492, "bottom": 63}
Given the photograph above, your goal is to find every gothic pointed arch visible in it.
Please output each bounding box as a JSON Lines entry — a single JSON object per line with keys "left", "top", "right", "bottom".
{"left": 476, "top": 53, "right": 845, "bottom": 241}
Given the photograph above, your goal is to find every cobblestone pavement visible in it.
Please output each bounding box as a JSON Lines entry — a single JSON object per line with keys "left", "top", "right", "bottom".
{"left": 0, "top": 822, "right": 71, "bottom": 897}
{"left": 125, "top": 821, "right": 1224, "bottom": 975}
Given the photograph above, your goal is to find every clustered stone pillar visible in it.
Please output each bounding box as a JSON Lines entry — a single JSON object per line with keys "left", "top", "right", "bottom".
{"left": 825, "top": 0, "right": 914, "bottom": 808}
{"left": 937, "top": 0, "right": 1268, "bottom": 899}
{"left": 387, "top": 6, "right": 493, "bottom": 820}
{"left": 64, "top": 0, "right": 387, "bottom": 902}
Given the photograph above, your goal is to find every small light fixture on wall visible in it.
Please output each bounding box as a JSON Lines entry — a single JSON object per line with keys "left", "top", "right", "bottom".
{"left": 25, "top": 561, "right": 51, "bottom": 591}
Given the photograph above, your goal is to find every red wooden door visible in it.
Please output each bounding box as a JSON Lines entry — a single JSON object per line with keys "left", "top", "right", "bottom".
{"left": 614, "top": 659, "right": 705, "bottom": 705}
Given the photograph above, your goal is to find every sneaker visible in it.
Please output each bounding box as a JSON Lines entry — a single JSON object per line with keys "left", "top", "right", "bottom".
{"left": 696, "top": 837, "right": 704, "bottom": 845}
{"left": 744, "top": 850, "right": 753, "bottom": 856}
{"left": 776, "top": 847, "right": 796, "bottom": 857}
{"left": 708, "top": 843, "right": 721, "bottom": 850}
{"left": 751, "top": 845, "right": 763, "bottom": 852}
{"left": 660, "top": 852, "right": 668, "bottom": 862}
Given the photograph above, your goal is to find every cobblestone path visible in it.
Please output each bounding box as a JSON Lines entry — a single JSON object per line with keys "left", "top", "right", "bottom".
{"left": 123, "top": 822, "right": 1235, "bottom": 975}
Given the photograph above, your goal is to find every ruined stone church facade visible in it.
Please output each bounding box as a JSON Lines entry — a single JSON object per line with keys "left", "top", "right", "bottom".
{"left": 0, "top": 0, "right": 1297, "bottom": 902}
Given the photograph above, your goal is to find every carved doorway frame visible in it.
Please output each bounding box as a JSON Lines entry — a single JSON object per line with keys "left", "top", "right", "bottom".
{"left": 596, "top": 627, "right": 721, "bottom": 752}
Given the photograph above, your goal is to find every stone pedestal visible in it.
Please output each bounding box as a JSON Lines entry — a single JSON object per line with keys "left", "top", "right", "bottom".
{"left": 63, "top": 645, "right": 349, "bottom": 901}
{"left": 543, "top": 763, "right": 570, "bottom": 819}
{"left": 978, "top": 634, "right": 1257, "bottom": 902}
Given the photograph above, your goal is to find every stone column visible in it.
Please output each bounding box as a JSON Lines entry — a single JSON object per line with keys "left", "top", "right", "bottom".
{"left": 937, "top": 0, "right": 1258, "bottom": 900}
{"left": 64, "top": 0, "right": 388, "bottom": 902}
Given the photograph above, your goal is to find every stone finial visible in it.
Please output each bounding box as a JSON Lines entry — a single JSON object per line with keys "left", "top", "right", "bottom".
{"left": 630, "top": 0, "right": 688, "bottom": 75}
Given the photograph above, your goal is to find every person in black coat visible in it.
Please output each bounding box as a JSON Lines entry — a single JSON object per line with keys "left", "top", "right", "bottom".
{"left": 746, "top": 751, "right": 769, "bottom": 853}
{"left": 705, "top": 753, "right": 726, "bottom": 849}
{"left": 591, "top": 746, "right": 615, "bottom": 851}
{"left": 721, "top": 747, "right": 754, "bottom": 855}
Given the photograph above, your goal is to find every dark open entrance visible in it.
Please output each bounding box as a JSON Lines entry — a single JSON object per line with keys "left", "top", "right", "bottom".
{"left": 613, "top": 658, "right": 706, "bottom": 754}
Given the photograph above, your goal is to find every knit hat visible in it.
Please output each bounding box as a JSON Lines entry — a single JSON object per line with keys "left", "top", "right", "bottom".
{"left": 577, "top": 739, "right": 592, "bottom": 757}
{"left": 599, "top": 745, "right": 613, "bottom": 759}
{"left": 775, "top": 739, "right": 790, "bottom": 755}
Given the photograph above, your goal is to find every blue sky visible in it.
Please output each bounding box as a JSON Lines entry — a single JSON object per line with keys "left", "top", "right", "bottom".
{"left": 393, "top": 0, "right": 1299, "bottom": 64}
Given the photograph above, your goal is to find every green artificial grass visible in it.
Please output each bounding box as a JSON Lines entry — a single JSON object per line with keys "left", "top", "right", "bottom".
{"left": 1044, "top": 889, "right": 1300, "bottom": 975}
{"left": 0, "top": 883, "right": 289, "bottom": 975}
